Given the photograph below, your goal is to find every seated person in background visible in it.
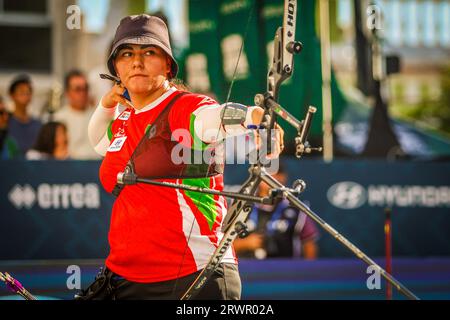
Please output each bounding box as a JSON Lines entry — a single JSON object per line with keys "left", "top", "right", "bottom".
{"left": 234, "top": 164, "right": 319, "bottom": 260}
{"left": 0, "top": 95, "right": 19, "bottom": 159}
{"left": 26, "top": 121, "right": 69, "bottom": 160}
{"left": 53, "top": 70, "right": 100, "bottom": 160}
{"left": 7, "top": 74, "right": 41, "bottom": 156}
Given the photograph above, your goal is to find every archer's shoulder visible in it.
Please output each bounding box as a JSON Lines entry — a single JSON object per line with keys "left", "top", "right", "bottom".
{"left": 176, "top": 90, "right": 219, "bottom": 108}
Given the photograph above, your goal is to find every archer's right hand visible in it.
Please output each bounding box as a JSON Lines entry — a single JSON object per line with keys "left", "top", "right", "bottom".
{"left": 101, "top": 83, "right": 133, "bottom": 109}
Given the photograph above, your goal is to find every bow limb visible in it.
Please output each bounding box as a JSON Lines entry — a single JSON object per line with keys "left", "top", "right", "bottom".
{"left": 0, "top": 272, "right": 36, "bottom": 300}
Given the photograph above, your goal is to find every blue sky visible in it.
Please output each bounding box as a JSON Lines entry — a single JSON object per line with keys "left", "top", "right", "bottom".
{"left": 77, "top": 0, "right": 110, "bottom": 33}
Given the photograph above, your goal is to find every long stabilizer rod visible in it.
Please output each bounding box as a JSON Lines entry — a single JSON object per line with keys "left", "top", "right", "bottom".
{"left": 259, "top": 169, "right": 419, "bottom": 300}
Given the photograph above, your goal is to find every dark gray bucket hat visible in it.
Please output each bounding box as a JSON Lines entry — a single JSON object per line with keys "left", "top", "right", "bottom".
{"left": 107, "top": 14, "right": 178, "bottom": 79}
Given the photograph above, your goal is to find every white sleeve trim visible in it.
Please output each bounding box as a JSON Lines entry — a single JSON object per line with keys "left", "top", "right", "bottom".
{"left": 88, "top": 98, "right": 123, "bottom": 156}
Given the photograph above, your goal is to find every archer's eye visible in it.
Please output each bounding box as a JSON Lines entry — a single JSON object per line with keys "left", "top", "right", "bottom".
{"left": 121, "top": 51, "right": 132, "bottom": 57}
{"left": 144, "top": 49, "right": 156, "bottom": 56}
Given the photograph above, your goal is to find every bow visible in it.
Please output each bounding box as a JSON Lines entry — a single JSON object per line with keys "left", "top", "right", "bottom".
{"left": 176, "top": 0, "right": 418, "bottom": 300}
{"left": 179, "top": 0, "right": 304, "bottom": 300}
{"left": 0, "top": 272, "right": 36, "bottom": 300}
{"left": 0, "top": 0, "right": 418, "bottom": 301}
{"left": 113, "top": 0, "right": 419, "bottom": 301}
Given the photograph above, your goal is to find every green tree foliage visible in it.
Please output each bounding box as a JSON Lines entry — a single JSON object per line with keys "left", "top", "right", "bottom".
{"left": 404, "top": 66, "right": 450, "bottom": 135}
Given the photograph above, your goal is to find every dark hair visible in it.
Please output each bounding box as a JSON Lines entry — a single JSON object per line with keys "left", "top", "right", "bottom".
{"left": 9, "top": 74, "right": 32, "bottom": 95}
{"left": 64, "top": 69, "right": 86, "bottom": 91}
{"left": 0, "top": 95, "right": 5, "bottom": 116}
{"left": 32, "top": 122, "right": 66, "bottom": 155}
{"left": 168, "top": 78, "right": 189, "bottom": 91}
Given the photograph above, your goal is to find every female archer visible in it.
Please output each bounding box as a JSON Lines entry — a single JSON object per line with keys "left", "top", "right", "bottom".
{"left": 83, "top": 14, "right": 283, "bottom": 300}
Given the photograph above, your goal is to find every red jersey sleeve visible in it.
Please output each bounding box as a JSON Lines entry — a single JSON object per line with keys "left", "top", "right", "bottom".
{"left": 168, "top": 93, "right": 219, "bottom": 149}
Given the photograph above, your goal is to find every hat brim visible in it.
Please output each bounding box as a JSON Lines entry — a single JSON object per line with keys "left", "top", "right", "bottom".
{"left": 107, "top": 36, "right": 178, "bottom": 79}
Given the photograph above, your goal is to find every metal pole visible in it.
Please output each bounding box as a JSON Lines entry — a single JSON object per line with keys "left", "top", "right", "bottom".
{"left": 135, "top": 177, "right": 270, "bottom": 204}
{"left": 319, "top": 0, "right": 333, "bottom": 162}
{"left": 385, "top": 207, "right": 393, "bottom": 300}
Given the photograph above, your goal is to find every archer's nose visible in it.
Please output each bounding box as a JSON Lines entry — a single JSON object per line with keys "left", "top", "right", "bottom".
{"left": 132, "top": 54, "right": 144, "bottom": 68}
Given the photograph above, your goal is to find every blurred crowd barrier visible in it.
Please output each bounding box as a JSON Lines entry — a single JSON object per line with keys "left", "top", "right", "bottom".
{"left": 0, "top": 158, "right": 449, "bottom": 260}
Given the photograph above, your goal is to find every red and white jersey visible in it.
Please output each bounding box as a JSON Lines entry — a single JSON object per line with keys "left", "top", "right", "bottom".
{"left": 99, "top": 87, "right": 237, "bottom": 283}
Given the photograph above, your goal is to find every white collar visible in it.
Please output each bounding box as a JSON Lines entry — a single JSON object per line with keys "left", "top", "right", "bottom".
{"left": 134, "top": 82, "right": 177, "bottom": 114}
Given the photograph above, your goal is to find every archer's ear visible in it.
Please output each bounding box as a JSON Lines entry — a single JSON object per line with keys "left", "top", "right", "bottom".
{"left": 166, "top": 56, "right": 172, "bottom": 78}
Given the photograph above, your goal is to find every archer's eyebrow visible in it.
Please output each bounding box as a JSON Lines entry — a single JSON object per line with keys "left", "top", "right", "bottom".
{"left": 140, "top": 45, "right": 157, "bottom": 49}
{"left": 118, "top": 45, "right": 134, "bottom": 51}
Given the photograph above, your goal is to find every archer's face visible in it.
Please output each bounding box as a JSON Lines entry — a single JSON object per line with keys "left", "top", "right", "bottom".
{"left": 114, "top": 44, "right": 171, "bottom": 95}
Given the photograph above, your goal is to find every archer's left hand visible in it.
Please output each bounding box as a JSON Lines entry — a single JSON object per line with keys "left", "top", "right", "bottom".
{"left": 251, "top": 107, "right": 285, "bottom": 158}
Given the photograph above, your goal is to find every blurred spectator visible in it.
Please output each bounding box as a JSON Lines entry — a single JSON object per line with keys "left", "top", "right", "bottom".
{"left": 8, "top": 74, "right": 42, "bottom": 156}
{"left": 54, "top": 70, "right": 100, "bottom": 159}
{"left": 234, "top": 164, "right": 319, "bottom": 260}
{"left": 0, "top": 95, "right": 19, "bottom": 159}
{"left": 26, "top": 121, "right": 68, "bottom": 160}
